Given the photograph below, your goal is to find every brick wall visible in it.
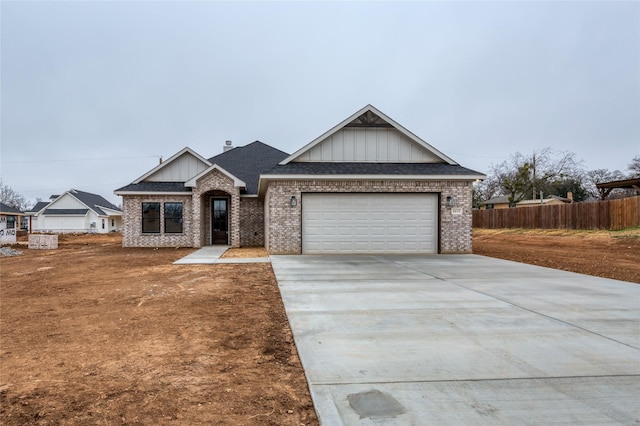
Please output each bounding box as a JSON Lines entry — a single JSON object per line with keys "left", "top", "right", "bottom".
{"left": 190, "top": 170, "right": 240, "bottom": 248}
{"left": 121, "top": 170, "right": 243, "bottom": 248}
{"left": 239, "top": 197, "right": 264, "bottom": 246}
{"left": 121, "top": 195, "right": 193, "bottom": 247}
{"left": 265, "top": 179, "right": 474, "bottom": 254}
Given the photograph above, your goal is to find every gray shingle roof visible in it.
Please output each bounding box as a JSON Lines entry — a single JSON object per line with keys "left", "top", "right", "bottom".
{"left": 115, "top": 181, "right": 191, "bottom": 193}
{"left": 69, "top": 189, "right": 121, "bottom": 215}
{"left": 208, "top": 141, "right": 289, "bottom": 194}
{"left": 26, "top": 201, "right": 51, "bottom": 213}
{"left": 0, "top": 202, "right": 23, "bottom": 214}
{"left": 263, "top": 162, "right": 484, "bottom": 176}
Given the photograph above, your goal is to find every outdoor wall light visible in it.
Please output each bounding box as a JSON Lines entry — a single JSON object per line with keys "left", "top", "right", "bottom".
{"left": 445, "top": 196, "right": 456, "bottom": 207}
{"left": 290, "top": 195, "right": 297, "bottom": 207}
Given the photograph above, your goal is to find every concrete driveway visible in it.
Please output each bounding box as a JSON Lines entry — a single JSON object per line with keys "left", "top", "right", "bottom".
{"left": 270, "top": 254, "right": 640, "bottom": 425}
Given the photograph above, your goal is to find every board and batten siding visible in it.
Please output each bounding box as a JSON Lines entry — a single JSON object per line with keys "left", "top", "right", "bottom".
{"left": 146, "top": 152, "right": 210, "bottom": 182}
{"left": 293, "top": 128, "right": 441, "bottom": 163}
{"left": 48, "top": 194, "right": 86, "bottom": 209}
{"left": 38, "top": 215, "right": 88, "bottom": 232}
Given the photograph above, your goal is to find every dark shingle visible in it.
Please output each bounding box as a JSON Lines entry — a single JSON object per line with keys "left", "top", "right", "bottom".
{"left": 69, "top": 189, "right": 121, "bottom": 215}
{"left": 208, "top": 141, "right": 289, "bottom": 194}
{"left": 114, "top": 182, "right": 192, "bottom": 193}
{"left": 27, "top": 201, "right": 51, "bottom": 213}
{"left": 0, "top": 202, "right": 23, "bottom": 214}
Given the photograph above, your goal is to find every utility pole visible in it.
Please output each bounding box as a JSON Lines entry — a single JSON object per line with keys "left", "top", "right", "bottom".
{"left": 532, "top": 153, "right": 536, "bottom": 200}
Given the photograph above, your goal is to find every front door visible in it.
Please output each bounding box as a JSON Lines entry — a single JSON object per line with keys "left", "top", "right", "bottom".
{"left": 211, "top": 198, "right": 228, "bottom": 245}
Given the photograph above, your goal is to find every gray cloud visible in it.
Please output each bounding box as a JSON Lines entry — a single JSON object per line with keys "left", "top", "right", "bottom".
{"left": 2, "top": 1, "right": 638, "bottom": 205}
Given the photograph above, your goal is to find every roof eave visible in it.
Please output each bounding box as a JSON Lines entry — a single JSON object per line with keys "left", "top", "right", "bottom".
{"left": 114, "top": 191, "right": 193, "bottom": 196}
{"left": 258, "top": 173, "right": 485, "bottom": 197}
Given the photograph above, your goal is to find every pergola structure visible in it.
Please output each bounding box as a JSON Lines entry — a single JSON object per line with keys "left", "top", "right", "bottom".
{"left": 596, "top": 177, "right": 640, "bottom": 200}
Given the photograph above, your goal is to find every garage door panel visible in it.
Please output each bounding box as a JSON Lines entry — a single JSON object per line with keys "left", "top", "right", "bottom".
{"left": 302, "top": 193, "right": 437, "bottom": 254}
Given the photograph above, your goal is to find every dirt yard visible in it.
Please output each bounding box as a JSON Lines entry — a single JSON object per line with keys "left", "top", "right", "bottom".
{"left": 2, "top": 229, "right": 638, "bottom": 424}
{"left": 0, "top": 234, "right": 317, "bottom": 425}
{"left": 473, "top": 228, "right": 640, "bottom": 284}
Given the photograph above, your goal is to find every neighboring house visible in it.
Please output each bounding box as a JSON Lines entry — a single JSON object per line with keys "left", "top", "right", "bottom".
{"left": 26, "top": 189, "right": 122, "bottom": 233}
{"left": 0, "top": 202, "right": 23, "bottom": 245}
{"left": 479, "top": 195, "right": 511, "bottom": 210}
{"left": 115, "top": 105, "right": 485, "bottom": 254}
{"left": 516, "top": 195, "right": 571, "bottom": 208}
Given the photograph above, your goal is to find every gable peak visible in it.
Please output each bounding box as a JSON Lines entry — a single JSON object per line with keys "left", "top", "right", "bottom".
{"left": 346, "top": 109, "right": 392, "bottom": 128}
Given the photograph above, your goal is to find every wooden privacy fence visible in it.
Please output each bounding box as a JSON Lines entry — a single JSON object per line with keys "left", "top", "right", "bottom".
{"left": 473, "top": 196, "right": 640, "bottom": 230}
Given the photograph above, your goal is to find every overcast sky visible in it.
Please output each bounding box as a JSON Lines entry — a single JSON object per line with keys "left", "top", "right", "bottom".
{"left": 2, "top": 1, "right": 639, "bottom": 206}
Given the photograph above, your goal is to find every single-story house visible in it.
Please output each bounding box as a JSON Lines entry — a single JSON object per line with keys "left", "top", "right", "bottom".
{"left": 115, "top": 105, "right": 485, "bottom": 254}
{"left": 516, "top": 195, "right": 571, "bottom": 208}
{"left": 0, "top": 202, "right": 23, "bottom": 245}
{"left": 478, "top": 195, "right": 510, "bottom": 210}
{"left": 26, "top": 189, "right": 122, "bottom": 233}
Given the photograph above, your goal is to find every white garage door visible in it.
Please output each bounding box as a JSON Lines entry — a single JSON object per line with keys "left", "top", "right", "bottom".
{"left": 302, "top": 193, "right": 438, "bottom": 254}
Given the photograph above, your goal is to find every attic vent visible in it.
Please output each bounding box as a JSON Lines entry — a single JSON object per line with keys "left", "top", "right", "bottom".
{"left": 346, "top": 110, "right": 393, "bottom": 128}
{"left": 223, "top": 140, "right": 234, "bottom": 152}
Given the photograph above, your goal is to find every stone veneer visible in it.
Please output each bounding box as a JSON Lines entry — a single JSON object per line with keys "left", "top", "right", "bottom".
{"left": 264, "top": 179, "right": 473, "bottom": 254}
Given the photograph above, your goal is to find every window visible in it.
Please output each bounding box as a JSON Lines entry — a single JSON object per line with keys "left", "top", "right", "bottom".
{"left": 164, "top": 202, "right": 183, "bottom": 234}
{"left": 102, "top": 219, "right": 105, "bottom": 229}
{"left": 142, "top": 202, "right": 160, "bottom": 233}
{"left": 111, "top": 219, "right": 115, "bottom": 227}
{"left": 6, "top": 216, "right": 16, "bottom": 229}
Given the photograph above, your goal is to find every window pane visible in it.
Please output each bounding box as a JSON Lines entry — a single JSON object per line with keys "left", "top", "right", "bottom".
{"left": 142, "top": 202, "right": 160, "bottom": 233}
{"left": 164, "top": 202, "right": 183, "bottom": 234}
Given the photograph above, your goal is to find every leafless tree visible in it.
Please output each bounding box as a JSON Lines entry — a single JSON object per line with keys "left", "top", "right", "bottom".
{"left": 0, "top": 179, "right": 31, "bottom": 211}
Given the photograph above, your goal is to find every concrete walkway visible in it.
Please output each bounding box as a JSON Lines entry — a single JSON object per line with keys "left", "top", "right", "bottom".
{"left": 173, "top": 246, "right": 270, "bottom": 264}
{"left": 271, "top": 254, "right": 640, "bottom": 425}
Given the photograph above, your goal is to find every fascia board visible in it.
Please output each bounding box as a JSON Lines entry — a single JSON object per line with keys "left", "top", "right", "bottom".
{"left": 132, "top": 147, "right": 212, "bottom": 184}
{"left": 279, "top": 104, "right": 458, "bottom": 165}
{"left": 97, "top": 206, "right": 123, "bottom": 215}
{"left": 258, "top": 173, "right": 485, "bottom": 197}
{"left": 184, "top": 164, "right": 246, "bottom": 188}
{"left": 366, "top": 106, "right": 458, "bottom": 165}
{"left": 260, "top": 173, "right": 486, "bottom": 180}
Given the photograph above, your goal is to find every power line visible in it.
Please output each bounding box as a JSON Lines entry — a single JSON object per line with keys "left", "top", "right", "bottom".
{"left": 1, "top": 155, "right": 161, "bottom": 164}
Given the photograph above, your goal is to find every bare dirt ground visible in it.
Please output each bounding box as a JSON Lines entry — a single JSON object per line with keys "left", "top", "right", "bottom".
{"left": 0, "top": 234, "right": 317, "bottom": 425}
{"left": 473, "top": 228, "right": 640, "bottom": 284}
{"left": 2, "top": 229, "right": 637, "bottom": 424}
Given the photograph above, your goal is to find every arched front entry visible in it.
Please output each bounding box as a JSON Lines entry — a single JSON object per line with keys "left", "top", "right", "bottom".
{"left": 200, "top": 190, "right": 232, "bottom": 245}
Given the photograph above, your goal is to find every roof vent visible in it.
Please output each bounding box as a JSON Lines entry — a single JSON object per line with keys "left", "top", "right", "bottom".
{"left": 223, "top": 140, "right": 234, "bottom": 152}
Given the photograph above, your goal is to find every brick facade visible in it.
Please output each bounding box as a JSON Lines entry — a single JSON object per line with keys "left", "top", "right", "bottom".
{"left": 239, "top": 197, "right": 265, "bottom": 246}
{"left": 121, "top": 169, "right": 244, "bottom": 248}
{"left": 264, "top": 179, "right": 473, "bottom": 254}
{"left": 121, "top": 176, "right": 474, "bottom": 253}
{"left": 121, "top": 195, "right": 193, "bottom": 248}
